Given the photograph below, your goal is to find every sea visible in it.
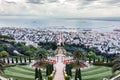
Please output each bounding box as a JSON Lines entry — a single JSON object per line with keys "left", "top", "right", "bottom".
{"left": 0, "top": 18, "right": 120, "bottom": 32}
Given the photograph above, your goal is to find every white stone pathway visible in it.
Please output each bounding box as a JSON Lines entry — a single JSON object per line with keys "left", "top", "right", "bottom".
{"left": 53, "top": 48, "right": 65, "bottom": 80}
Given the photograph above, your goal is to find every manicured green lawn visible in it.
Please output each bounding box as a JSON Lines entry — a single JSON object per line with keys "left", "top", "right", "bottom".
{"left": 72, "top": 66, "right": 113, "bottom": 80}
{"left": 1, "top": 65, "right": 47, "bottom": 80}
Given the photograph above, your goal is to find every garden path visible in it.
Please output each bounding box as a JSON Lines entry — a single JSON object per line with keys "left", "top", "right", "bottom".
{"left": 53, "top": 47, "right": 65, "bottom": 80}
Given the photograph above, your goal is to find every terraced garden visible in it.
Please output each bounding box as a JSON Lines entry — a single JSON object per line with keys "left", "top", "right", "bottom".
{"left": 72, "top": 66, "right": 112, "bottom": 80}
{"left": 1, "top": 65, "right": 46, "bottom": 80}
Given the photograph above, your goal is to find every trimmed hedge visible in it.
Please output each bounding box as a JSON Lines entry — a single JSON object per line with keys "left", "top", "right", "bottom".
{"left": 48, "top": 75, "right": 53, "bottom": 80}
{"left": 93, "top": 62, "right": 114, "bottom": 67}
{"left": 64, "top": 70, "right": 70, "bottom": 80}
{"left": 5, "top": 64, "right": 16, "bottom": 68}
{"left": 64, "top": 75, "right": 70, "bottom": 80}
{"left": 48, "top": 70, "right": 56, "bottom": 80}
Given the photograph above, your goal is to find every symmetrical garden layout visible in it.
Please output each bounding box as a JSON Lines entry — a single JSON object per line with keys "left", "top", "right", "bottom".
{"left": 0, "top": 47, "right": 120, "bottom": 80}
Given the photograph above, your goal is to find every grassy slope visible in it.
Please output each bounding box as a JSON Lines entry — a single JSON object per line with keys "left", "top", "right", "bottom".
{"left": 1, "top": 65, "right": 46, "bottom": 80}
{"left": 72, "top": 66, "right": 112, "bottom": 80}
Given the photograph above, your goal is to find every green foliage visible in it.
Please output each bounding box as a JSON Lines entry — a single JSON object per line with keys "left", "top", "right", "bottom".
{"left": 0, "top": 51, "right": 9, "bottom": 58}
{"left": 24, "top": 57, "right": 27, "bottom": 63}
{"left": 38, "top": 42, "right": 57, "bottom": 50}
{"left": 88, "top": 51, "right": 97, "bottom": 59}
{"left": 35, "top": 68, "right": 38, "bottom": 80}
{"left": 46, "top": 64, "right": 54, "bottom": 76}
{"left": 38, "top": 68, "right": 43, "bottom": 80}
{"left": 65, "top": 64, "right": 73, "bottom": 76}
{"left": 14, "top": 42, "right": 37, "bottom": 56}
{"left": 112, "top": 56, "right": 120, "bottom": 73}
{"left": 75, "top": 68, "right": 82, "bottom": 80}
{"left": 0, "top": 60, "right": 5, "bottom": 74}
{"left": 15, "top": 57, "right": 18, "bottom": 63}
{"left": 64, "top": 75, "right": 70, "bottom": 80}
{"left": 93, "top": 62, "right": 114, "bottom": 67}
{"left": 11, "top": 57, "right": 14, "bottom": 64}
{"left": 19, "top": 56, "right": 22, "bottom": 63}
{"left": 0, "top": 35, "right": 14, "bottom": 40}
{"left": 35, "top": 48, "right": 48, "bottom": 61}
{"left": 35, "top": 68, "right": 43, "bottom": 80}
{"left": 48, "top": 75, "right": 53, "bottom": 80}
{"left": 25, "top": 50, "right": 33, "bottom": 56}
{"left": 7, "top": 58, "right": 10, "bottom": 64}
{"left": 28, "top": 56, "right": 31, "bottom": 63}
{"left": 73, "top": 51, "right": 84, "bottom": 64}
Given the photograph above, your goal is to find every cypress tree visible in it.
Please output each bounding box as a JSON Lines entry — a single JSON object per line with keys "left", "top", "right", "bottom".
{"left": 102, "top": 58, "right": 104, "bottom": 62}
{"left": 75, "top": 69, "right": 78, "bottom": 80}
{"left": 3, "top": 58, "right": 6, "bottom": 63}
{"left": 35, "top": 68, "right": 38, "bottom": 80}
{"left": 29, "top": 56, "right": 31, "bottom": 63}
{"left": 98, "top": 58, "right": 100, "bottom": 62}
{"left": 106, "top": 58, "right": 109, "bottom": 63}
{"left": 15, "top": 57, "right": 18, "bottom": 63}
{"left": 78, "top": 68, "right": 82, "bottom": 80}
{"left": 46, "top": 65, "right": 48, "bottom": 76}
{"left": 24, "top": 57, "right": 26, "bottom": 63}
{"left": 11, "top": 57, "right": 14, "bottom": 64}
{"left": 38, "top": 68, "right": 43, "bottom": 80}
{"left": 7, "top": 58, "right": 10, "bottom": 64}
{"left": 93, "top": 58, "right": 96, "bottom": 63}
{"left": 20, "top": 56, "right": 22, "bottom": 63}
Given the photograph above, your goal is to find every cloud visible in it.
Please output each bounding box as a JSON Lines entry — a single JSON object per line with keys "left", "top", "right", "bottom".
{"left": 0, "top": 0, "right": 120, "bottom": 18}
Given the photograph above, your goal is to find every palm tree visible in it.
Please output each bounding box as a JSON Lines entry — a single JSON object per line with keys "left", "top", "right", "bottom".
{"left": 112, "top": 56, "right": 120, "bottom": 73}
{"left": 73, "top": 51, "right": 84, "bottom": 65}
{"left": 35, "top": 48, "right": 48, "bottom": 62}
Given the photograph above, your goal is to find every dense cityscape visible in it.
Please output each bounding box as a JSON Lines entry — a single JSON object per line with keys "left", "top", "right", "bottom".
{"left": 0, "top": 0, "right": 120, "bottom": 80}
{"left": 0, "top": 27, "right": 120, "bottom": 54}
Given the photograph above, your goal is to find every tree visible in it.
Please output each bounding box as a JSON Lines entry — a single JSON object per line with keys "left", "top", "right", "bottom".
{"left": 24, "top": 57, "right": 27, "bottom": 63}
{"left": 112, "top": 56, "right": 120, "bottom": 73}
{"left": 88, "top": 51, "right": 97, "bottom": 59}
{"left": 73, "top": 51, "right": 84, "bottom": 65}
{"left": 20, "top": 56, "right": 22, "bottom": 63}
{"left": 46, "top": 64, "right": 54, "bottom": 76}
{"left": 75, "top": 68, "right": 82, "bottom": 80}
{"left": 7, "top": 58, "right": 10, "bottom": 64}
{"left": 35, "top": 68, "right": 38, "bottom": 80}
{"left": 65, "top": 64, "right": 72, "bottom": 76}
{"left": 38, "top": 68, "right": 43, "bottom": 80}
{"left": 25, "top": 50, "right": 33, "bottom": 56}
{"left": 15, "top": 57, "right": 18, "bottom": 63}
{"left": 35, "top": 48, "right": 47, "bottom": 61}
{"left": 3, "top": 58, "right": 6, "bottom": 63}
{"left": 75, "top": 68, "right": 78, "bottom": 80}
{"left": 11, "top": 57, "right": 14, "bottom": 64}
{"left": 0, "top": 51, "right": 9, "bottom": 58}
{"left": 78, "top": 68, "right": 82, "bottom": 80}
{"left": 29, "top": 56, "right": 31, "bottom": 63}
{"left": 0, "top": 60, "right": 5, "bottom": 74}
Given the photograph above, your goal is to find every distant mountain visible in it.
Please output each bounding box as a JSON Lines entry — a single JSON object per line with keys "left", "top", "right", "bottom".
{"left": 60, "top": 17, "right": 120, "bottom": 21}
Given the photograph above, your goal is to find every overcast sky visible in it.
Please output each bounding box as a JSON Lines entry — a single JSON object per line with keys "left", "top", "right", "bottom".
{"left": 0, "top": 0, "right": 120, "bottom": 18}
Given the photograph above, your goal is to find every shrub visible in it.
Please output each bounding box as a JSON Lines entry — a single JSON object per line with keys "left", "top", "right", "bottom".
{"left": 93, "top": 62, "right": 114, "bottom": 67}
{"left": 5, "top": 64, "right": 16, "bottom": 68}
{"left": 18, "top": 63, "right": 27, "bottom": 65}
{"left": 48, "top": 75, "right": 53, "bottom": 80}
{"left": 65, "top": 75, "right": 70, "bottom": 80}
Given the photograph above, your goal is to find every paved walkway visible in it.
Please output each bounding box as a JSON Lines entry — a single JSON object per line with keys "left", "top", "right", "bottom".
{"left": 53, "top": 47, "right": 65, "bottom": 80}
{"left": 53, "top": 62, "right": 65, "bottom": 80}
